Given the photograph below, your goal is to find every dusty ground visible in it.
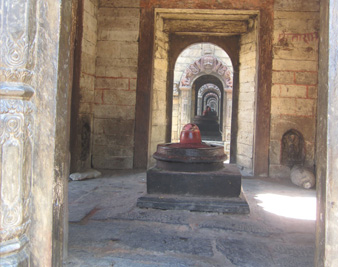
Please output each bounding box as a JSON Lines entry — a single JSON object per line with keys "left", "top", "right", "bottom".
{"left": 65, "top": 170, "right": 315, "bottom": 267}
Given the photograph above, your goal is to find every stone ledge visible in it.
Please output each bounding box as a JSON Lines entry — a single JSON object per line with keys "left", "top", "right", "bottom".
{"left": 137, "top": 193, "right": 250, "bottom": 214}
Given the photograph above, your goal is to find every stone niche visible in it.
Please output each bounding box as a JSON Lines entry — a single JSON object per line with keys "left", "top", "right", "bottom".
{"left": 281, "top": 129, "right": 305, "bottom": 167}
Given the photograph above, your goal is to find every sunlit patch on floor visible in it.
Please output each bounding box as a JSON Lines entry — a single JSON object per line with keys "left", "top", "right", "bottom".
{"left": 254, "top": 193, "right": 316, "bottom": 220}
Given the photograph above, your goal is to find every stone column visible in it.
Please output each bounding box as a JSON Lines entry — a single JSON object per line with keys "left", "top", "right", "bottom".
{"left": 179, "top": 87, "right": 191, "bottom": 128}
{"left": 316, "top": 0, "right": 338, "bottom": 265}
{"left": 0, "top": 0, "right": 36, "bottom": 265}
{"left": 197, "top": 95, "right": 202, "bottom": 116}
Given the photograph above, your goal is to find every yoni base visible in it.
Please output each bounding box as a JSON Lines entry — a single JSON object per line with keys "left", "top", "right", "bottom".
{"left": 137, "top": 163, "right": 250, "bottom": 214}
{"left": 146, "top": 164, "right": 242, "bottom": 198}
{"left": 137, "top": 193, "right": 250, "bottom": 214}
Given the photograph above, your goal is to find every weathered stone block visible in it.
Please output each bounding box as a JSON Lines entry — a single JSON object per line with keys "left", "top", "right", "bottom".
{"left": 237, "top": 131, "right": 254, "bottom": 146}
{"left": 270, "top": 114, "right": 316, "bottom": 141}
{"left": 84, "top": 0, "right": 96, "bottom": 16}
{"left": 308, "top": 86, "right": 317, "bottom": 98}
{"left": 239, "top": 58, "right": 257, "bottom": 70}
{"left": 82, "top": 38, "right": 96, "bottom": 56}
{"left": 95, "top": 66, "right": 106, "bottom": 76}
{"left": 96, "top": 41, "right": 122, "bottom": 58}
{"left": 154, "top": 58, "right": 169, "bottom": 70}
{"left": 102, "top": 90, "right": 136, "bottom": 106}
{"left": 99, "top": 0, "right": 140, "bottom": 8}
{"left": 152, "top": 110, "right": 167, "bottom": 125}
{"left": 238, "top": 99, "right": 254, "bottom": 110}
{"left": 295, "top": 98, "right": 316, "bottom": 116}
{"left": 83, "top": 12, "right": 98, "bottom": 41}
{"left": 239, "top": 81, "right": 256, "bottom": 92}
{"left": 98, "top": 29, "right": 139, "bottom": 41}
{"left": 239, "top": 50, "right": 256, "bottom": 62}
{"left": 239, "top": 69, "right": 256, "bottom": 83}
{"left": 130, "top": 78, "right": 137, "bottom": 90}
{"left": 81, "top": 53, "right": 96, "bottom": 75}
{"left": 80, "top": 73, "right": 95, "bottom": 91}
{"left": 295, "top": 72, "right": 318, "bottom": 85}
{"left": 92, "top": 155, "right": 133, "bottom": 169}
{"left": 237, "top": 143, "right": 253, "bottom": 158}
{"left": 95, "top": 77, "right": 129, "bottom": 89}
{"left": 273, "top": 46, "right": 318, "bottom": 61}
{"left": 146, "top": 164, "right": 242, "bottom": 198}
{"left": 238, "top": 120, "right": 254, "bottom": 133}
{"left": 280, "top": 84, "right": 307, "bottom": 98}
{"left": 120, "top": 43, "right": 139, "bottom": 59}
{"left": 274, "top": 12, "right": 319, "bottom": 33}
{"left": 240, "top": 30, "right": 257, "bottom": 45}
{"left": 272, "top": 71, "right": 294, "bottom": 84}
{"left": 93, "top": 144, "right": 133, "bottom": 157}
{"left": 79, "top": 86, "right": 95, "bottom": 103}
{"left": 240, "top": 43, "right": 256, "bottom": 54}
{"left": 304, "top": 141, "right": 315, "bottom": 167}
{"left": 96, "top": 57, "right": 138, "bottom": 68}
{"left": 94, "top": 105, "right": 135, "bottom": 119}
{"left": 150, "top": 125, "right": 167, "bottom": 143}
{"left": 79, "top": 103, "right": 93, "bottom": 114}
{"left": 94, "top": 133, "right": 134, "bottom": 147}
{"left": 271, "top": 97, "right": 296, "bottom": 114}
{"left": 272, "top": 59, "right": 318, "bottom": 72}
{"left": 98, "top": 7, "right": 140, "bottom": 18}
{"left": 236, "top": 155, "right": 253, "bottom": 171}
{"left": 274, "top": 0, "right": 319, "bottom": 12}
{"left": 94, "top": 90, "right": 103, "bottom": 104}
{"left": 238, "top": 109, "right": 254, "bottom": 123}
{"left": 98, "top": 16, "right": 139, "bottom": 31}
{"left": 105, "top": 66, "right": 138, "bottom": 78}
{"left": 94, "top": 118, "right": 135, "bottom": 135}
{"left": 269, "top": 140, "right": 281, "bottom": 165}
{"left": 271, "top": 84, "right": 280, "bottom": 97}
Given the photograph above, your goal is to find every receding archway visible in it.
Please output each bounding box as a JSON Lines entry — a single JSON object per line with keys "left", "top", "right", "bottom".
{"left": 134, "top": 8, "right": 270, "bottom": 176}
{"left": 170, "top": 43, "right": 235, "bottom": 159}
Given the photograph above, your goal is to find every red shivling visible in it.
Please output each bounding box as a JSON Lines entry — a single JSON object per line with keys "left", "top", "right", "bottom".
{"left": 179, "top": 123, "right": 202, "bottom": 144}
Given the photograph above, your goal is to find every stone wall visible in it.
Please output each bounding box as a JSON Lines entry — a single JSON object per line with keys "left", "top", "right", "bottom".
{"left": 269, "top": 0, "right": 319, "bottom": 178}
{"left": 71, "top": 0, "right": 98, "bottom": 171}
{"left": 237, "top": 21, "right": 258, "bottom": 175}
{"left": 93, "top": 0, "right": 140, "bottom": 169}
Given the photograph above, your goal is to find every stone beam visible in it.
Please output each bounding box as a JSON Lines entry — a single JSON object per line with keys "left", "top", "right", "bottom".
{"left": 163, "top": 19, "right": 248, "bottom": 34}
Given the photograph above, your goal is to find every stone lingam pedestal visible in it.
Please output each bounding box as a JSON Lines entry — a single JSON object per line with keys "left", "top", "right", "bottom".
{"left": 137, "top": 124, "right": 249, "bottom": 214}
{"left": 192, "top": 114, "right": 222, "bottom": 141}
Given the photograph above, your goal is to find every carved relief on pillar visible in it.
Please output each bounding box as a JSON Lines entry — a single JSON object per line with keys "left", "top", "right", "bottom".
{"left": 0, "top": 0, "right": 36, "bottom": 265}
{"left": 0, "top": 98, "right": 34, "bottom": 245}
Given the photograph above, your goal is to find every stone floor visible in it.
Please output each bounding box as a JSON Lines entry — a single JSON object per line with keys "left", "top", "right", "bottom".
{"left": 64, "top": 170, "right": 316, "bottom": 267}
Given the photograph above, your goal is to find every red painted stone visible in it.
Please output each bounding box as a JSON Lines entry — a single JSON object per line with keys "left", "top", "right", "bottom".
{"left": 179, "top": 123, "right": 202, "bottom": 144}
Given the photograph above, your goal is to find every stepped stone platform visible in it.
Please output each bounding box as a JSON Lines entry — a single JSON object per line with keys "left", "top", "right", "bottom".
{"left": 137, "top": 124, "right": 249, "bottom": 214}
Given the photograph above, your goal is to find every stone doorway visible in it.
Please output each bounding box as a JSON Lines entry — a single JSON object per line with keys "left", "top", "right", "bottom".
{"left": 171, "top": 43, "right": 233, "bottom": 160}
{"left": 137, "top": 9, "right": 264, "bottom": 175}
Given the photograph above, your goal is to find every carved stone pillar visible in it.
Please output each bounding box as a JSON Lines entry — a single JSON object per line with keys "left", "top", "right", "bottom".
{"left": 0, "top": 0, "right": 36, "bottom": 265}
{"left": 179, "top": 87, "right": 191, "bottom": 129}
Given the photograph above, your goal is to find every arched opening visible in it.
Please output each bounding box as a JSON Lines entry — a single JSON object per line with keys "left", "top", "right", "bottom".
{"left": 171, "top": 43, "right": 233, "bottom": 159}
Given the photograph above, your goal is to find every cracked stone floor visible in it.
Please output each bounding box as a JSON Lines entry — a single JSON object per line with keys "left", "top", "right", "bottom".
{"left": 64, "top": 169, "right": 316, "bottom": 267}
